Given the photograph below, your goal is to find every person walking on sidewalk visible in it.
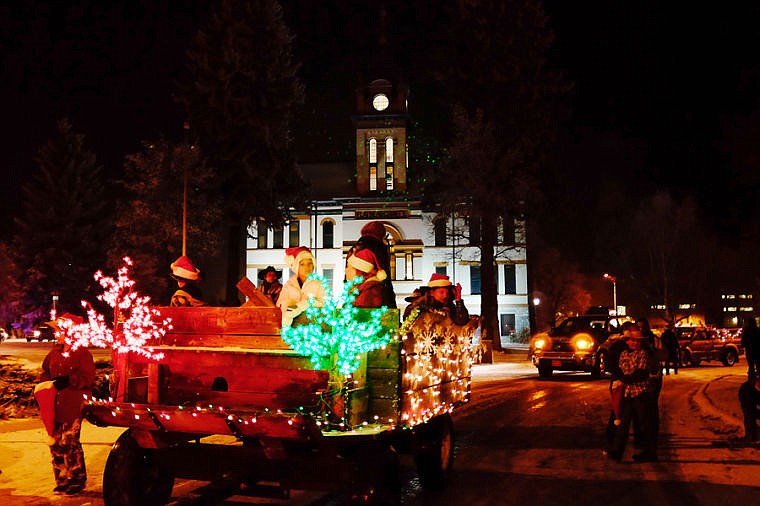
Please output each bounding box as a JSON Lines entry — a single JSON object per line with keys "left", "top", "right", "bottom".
{"left": 661, "top": 323, "right": 679, "bottom": 375}
{"left": 741, "top": 317, "right": 760, "bottom": 379}
{"left": 608, "top": 329, "right": 658, "bottom": 462}
{"left": 738, "top": 375, "right": 760, "bottom": 442}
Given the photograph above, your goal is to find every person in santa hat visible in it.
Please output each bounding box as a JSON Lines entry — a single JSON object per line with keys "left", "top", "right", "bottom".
{"left": 37, "top": 313, "right": 96, "bottom": 495}
{"left": 406, "top": 273, "right": 470, "bottom": 325}
{"left": 351, "top": 221, "right": 397, "bottom": 308}
{"left": 277, "top": 246, "right": 326, "bottom": 326}
{"left": 169, "top": 255, "right": 207, "bottom": 307}
{"left": 345, "top": 247, "right": 393, "bottom": 308}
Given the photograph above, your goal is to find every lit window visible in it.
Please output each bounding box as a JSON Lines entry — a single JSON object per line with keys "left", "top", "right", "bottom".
{"left": 369, "top": 166, "right": 377, "bottom": 191}
{"left": 385, "top": 138, "right": 394, "bottom": 162}
{"left": 288, "top": 220, "right": 299, "bottom": 247}
{"left": 386, "top": 165, "right": 394, "bottom": 190}
{"left": 369, "top": 138, "right": 377, "bottom": 163}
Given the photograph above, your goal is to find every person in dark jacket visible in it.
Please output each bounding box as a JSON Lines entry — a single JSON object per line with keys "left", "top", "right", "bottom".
{"left": 352, "top": 221, "right": 397, "bottom": 308}
{"left": 406, "top": 273, "right": 470, "bottom": 325}
{"left": 742, "top": 317, "right": 760, "bottom": 379}
{"left": 738, "top": 375, "right": 760, "bottom": 442}
{"left": 345, "top": 247, "right": 392, "bottom": 308}
{"left": 257, "top": 266, "right": 283, "bottom": 304}
{"left": 169, "top": 255, "right": 207, "bottom": 307}
{"left": 39, "top": 314, "right": 96, "bottom": 495}
{"left": 660, "top": 323, "right": 679, "bottom": 375}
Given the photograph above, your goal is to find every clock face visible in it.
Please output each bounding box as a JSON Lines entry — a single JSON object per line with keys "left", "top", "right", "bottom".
{"left": 372, "top": 93, "right": 389, "bottom": 111}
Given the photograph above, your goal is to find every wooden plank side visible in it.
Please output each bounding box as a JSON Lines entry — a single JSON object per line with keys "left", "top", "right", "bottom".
{"left": 161, "top": 333, "right": 290, "bottom": 350}
{"left": 163, "top": 364, "right": 329, "bottom": 394}
{"left": 156, "top": 306, "right": 281, "bottom": 336}
{"left": 139, "top": 348, "right": 316, "bottom": 370}
{"left": 366, "top": 368, "right": 400, "bottom": 399}
{"left": 162, "top": 386, "right": 325, "bottom": 411}
{"left": 367, "top": 340, "right": 401, "bottom": 368}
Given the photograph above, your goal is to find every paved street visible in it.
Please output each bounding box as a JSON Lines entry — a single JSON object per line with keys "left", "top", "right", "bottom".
{"left": 0, "top": 351, "right": 756, "bottom": 505}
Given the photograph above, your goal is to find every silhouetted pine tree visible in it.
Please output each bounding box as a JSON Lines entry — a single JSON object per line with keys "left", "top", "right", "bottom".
{"left": 108, "top": 138, "right": 222, "bottom": 304}
{"left": 13, "top": 118, "right": 110, "bottom": 319}
{"left": 177, "top": 0, "right": 306, "bottom": 304}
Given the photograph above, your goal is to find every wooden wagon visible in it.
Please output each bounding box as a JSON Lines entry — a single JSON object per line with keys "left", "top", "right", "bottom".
{"left": 84, "top": 305, "right": 478, "bottom": 505}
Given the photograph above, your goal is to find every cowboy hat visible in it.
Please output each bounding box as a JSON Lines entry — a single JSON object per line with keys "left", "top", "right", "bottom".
{"left": 258, "top": 266, "right": 282, "bottom": 280}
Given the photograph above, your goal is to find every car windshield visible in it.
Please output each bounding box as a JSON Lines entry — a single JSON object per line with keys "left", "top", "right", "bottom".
{"left": 553, "top": 318, "right": 606, "bottom": 336}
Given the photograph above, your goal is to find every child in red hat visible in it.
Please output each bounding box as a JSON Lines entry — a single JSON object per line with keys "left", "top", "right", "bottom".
{"left": 405, "top": 273, "right": 469, "bottom": 325}
{"left": 277, "top": 246, "right": 326, "bottom": 326}
{"left": 169, "top": 255, "right": 207, "bottom": 307}
{"left": 345, "top": 247, "right": 389, "bottom": 308}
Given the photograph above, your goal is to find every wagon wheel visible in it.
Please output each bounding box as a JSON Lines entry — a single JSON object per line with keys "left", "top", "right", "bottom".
{"left": 103, "top": 429, "right": 174, "bottom": 506}
{"left": 413, "top": 414, "right": 454, "bottom": 490}
{"left": 349, "top": 444, "right": 401, "bottom": 505}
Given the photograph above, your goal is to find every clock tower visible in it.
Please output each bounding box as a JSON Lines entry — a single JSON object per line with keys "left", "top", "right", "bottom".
{"left": 352, "top": 78, "right": 410, "bottom": 195}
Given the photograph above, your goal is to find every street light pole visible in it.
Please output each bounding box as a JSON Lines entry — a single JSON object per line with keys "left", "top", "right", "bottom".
{"left": 603, "top": 273, "right": 617, "bottom": 315}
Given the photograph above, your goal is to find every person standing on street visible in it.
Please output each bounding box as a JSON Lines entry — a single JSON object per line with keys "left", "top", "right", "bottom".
{"left": 608, "top": 329, "right": 658, "bottom": 462}
{"left": 738, "top": 375, "right": 760, "bottom": 442}
{"left": 660, "top": 323, "right": 679, "bottom": 375}
{"left": 741, "top": 317, "right": 760, "bottom": 379}
{"left": 38, "top": 314, "right": 96, "bottom": 495}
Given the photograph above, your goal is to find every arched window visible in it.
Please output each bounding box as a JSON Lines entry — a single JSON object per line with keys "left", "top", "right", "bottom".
{"left": 385, "top": 137, "right": 394, "bottom": 190}
{"left": 369, "top": 138, "right": 378, "bottom": 191}
{"left": 322, "top": 221, "right": 334, "bottom": 249}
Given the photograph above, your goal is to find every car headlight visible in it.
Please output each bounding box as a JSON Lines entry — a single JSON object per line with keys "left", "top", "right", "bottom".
{"left": 572, "top": 333, "right": 595, "bottom": 351}
{"left": 33, "top": 330, "right": 40, "bottom": 337}
{"left": 532, "top": 338, "right": 547, "bottom": 350}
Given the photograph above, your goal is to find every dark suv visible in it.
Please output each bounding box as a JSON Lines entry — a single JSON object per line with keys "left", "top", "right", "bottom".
{"left": 529, "top": 314, "right": 633, "bottom": 378}
{"left": 677, "top": 326, "right": 742, "bottom": 367}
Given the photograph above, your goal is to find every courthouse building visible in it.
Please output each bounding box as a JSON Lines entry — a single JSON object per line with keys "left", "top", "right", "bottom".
{"left": 245, "top": 77, "right": 531, "bottom": 344}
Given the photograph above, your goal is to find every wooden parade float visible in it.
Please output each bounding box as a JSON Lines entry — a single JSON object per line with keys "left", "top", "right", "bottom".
{"left": 84, "top": 288, "right": 478, "bottom": 505}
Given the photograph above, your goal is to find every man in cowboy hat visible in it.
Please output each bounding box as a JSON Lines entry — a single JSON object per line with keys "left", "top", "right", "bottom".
{"left": 403, "top": 286, "right": 429, "bottom": 319}
{"left": 257, "top": 266, "right": 283, "bottom": 304}
{"left": 405, "top": 273, "right": 469, "bottom": 325}
{"left": 169, "top": 255, "right": 207, "bottom": 307}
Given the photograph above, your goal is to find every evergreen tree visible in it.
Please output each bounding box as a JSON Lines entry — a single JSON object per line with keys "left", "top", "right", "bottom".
{"left": 13, "top": 118, "right": 110, "bottom": 318}
{"left": 0, "top": 241, "right": 23, "bottom": 330}
{"left": 425, "top": 0, "right": 569, "bottom": 350}
{"left": 108, "top": 138, "right": 222, "bottom": 304}
{"left": 177, "top": 0, "right": 306, "bottom": 304}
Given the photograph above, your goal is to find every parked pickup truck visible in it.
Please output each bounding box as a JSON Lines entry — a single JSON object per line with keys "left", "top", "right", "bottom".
{"left": 677, "top": 326, "right": 743, "bottom": 367}
{"left": 529, "top": 314, "right": 633, "bottom": 378}
{"left": 84, "top": 305, "right": 478, "bottom": 505}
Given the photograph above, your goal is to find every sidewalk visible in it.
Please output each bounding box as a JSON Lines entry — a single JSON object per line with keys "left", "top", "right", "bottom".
{"left": 692, "top": 372, "right": 745, "bottom": 430}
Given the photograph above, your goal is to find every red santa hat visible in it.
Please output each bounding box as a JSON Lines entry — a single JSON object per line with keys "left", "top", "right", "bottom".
{"left": 285, "top": 246, "right": 314, "bottom": 272}
{"left": 47, "top": 312, "right": 84, "bottom": 329}
{"left": 360, "top": 221, "right": 387, "bottom": 242}
{"left": 428, "top": 273, "right": 453, "bottom": 288}
{"left": 171, "top": 255, "right": 201, "bottom": 281}
{"left": 347, "top": 248, "right": 387, "bottom": 281}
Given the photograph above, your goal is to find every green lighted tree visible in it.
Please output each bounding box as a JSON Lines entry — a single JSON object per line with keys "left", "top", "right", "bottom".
{"left": 281, "top": 276, "right": 392, "bottom": 375}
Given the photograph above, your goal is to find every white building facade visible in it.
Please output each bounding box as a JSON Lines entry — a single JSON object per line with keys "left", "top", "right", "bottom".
{"left": 245, "top": 78, "right": 531, "bottom": 344}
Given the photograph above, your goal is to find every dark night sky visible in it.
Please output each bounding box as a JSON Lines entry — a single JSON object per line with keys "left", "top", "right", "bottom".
{"left": 3, "top": 1, "right": 760, "bottom": 274}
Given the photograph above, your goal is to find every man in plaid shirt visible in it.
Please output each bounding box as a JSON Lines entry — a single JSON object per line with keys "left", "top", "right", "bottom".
{"left": 607, "top": 329, "right": 658, "bottom": 462}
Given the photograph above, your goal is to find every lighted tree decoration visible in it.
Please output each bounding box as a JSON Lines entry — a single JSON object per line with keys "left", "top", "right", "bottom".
{"left": 281, "top": 275, "right": 392, "bottom": 375}
{"left": 56, "top": 257, "right": 168, "bottom": 361}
